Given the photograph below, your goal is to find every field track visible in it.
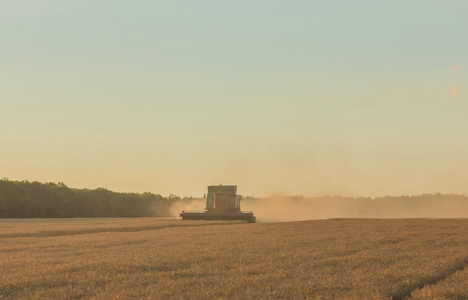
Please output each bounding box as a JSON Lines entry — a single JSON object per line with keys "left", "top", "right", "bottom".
{"left": 1, "top": 218, "right": 467, "bottom": 299}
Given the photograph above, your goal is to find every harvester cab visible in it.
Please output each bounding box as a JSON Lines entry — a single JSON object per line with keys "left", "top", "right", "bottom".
{"left": 206, "top": 185, "right": 240, "bottom": 212}
{"left": 180, "top": 185, "right": 256, "bottom": 223}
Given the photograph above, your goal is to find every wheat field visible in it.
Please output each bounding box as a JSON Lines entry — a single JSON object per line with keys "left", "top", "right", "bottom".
{"left": 1, "top": 218, "right": 467, "bottom": 299}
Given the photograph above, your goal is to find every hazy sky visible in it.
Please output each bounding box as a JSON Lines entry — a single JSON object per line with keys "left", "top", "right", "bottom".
{"left": 1, "top": 0, "right": 467, "bottom": 197}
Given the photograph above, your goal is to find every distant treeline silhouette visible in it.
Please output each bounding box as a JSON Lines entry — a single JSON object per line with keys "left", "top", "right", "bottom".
{"left": 1, "top": 179, "right": 468, "bottom": 218}
{"left": 0, "top": 179, "right": 192, "bottom": 218}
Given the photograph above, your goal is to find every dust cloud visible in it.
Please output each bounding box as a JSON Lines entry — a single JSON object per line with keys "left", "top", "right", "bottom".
{"left": 242, "top": 195, "right": 468, "bottom": 222}
{"left": 168, "top": 198, "right": 205, "bottom": 217}
{"left": 168, "top": 194, "right": 468, "bottom": 222}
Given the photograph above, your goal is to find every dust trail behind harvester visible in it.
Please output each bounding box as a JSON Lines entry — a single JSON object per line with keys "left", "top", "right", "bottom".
{"left": 170, "top": 194, "right": 468, "bottom": 222}
{"left": 169, "top": 198, "right": 205, "bottom": 218}
{"left": 238, "top": 195, "right": 468, "bottom": 222}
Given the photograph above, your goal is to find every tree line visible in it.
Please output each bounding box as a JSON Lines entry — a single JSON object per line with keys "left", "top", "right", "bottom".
{"left": 1, "top": 178, "right": 467, "bottom": 218}
{"left": 0, "top": 179, "right": 188, "bottom": 218}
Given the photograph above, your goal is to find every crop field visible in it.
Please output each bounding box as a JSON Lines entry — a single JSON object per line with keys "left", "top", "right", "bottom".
{"left": 1, "top": 218, "right": 467, "bottom": 299}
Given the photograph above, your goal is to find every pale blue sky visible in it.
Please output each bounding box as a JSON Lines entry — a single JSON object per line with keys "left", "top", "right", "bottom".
{"left": 1, "top": 0, "right": 467, "bottom": 196}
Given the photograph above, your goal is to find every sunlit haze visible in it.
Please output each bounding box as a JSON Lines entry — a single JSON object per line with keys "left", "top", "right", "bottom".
{"left": 1, "top": 1, "right": 467, "bottom": 197}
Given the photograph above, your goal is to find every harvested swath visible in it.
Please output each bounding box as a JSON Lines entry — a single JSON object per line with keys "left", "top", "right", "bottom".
{"left": 0, "top": 218, "right": 237, "bottom": 238}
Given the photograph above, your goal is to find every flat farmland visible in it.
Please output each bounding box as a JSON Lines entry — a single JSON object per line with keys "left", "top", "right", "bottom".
{"left": 1, "top": 218, "right": 467, "bottom": 299}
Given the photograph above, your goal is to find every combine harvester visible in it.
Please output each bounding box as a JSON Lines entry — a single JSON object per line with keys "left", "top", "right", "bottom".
{"left": 180, "top": 185, "right": 256, "bottom": 223}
